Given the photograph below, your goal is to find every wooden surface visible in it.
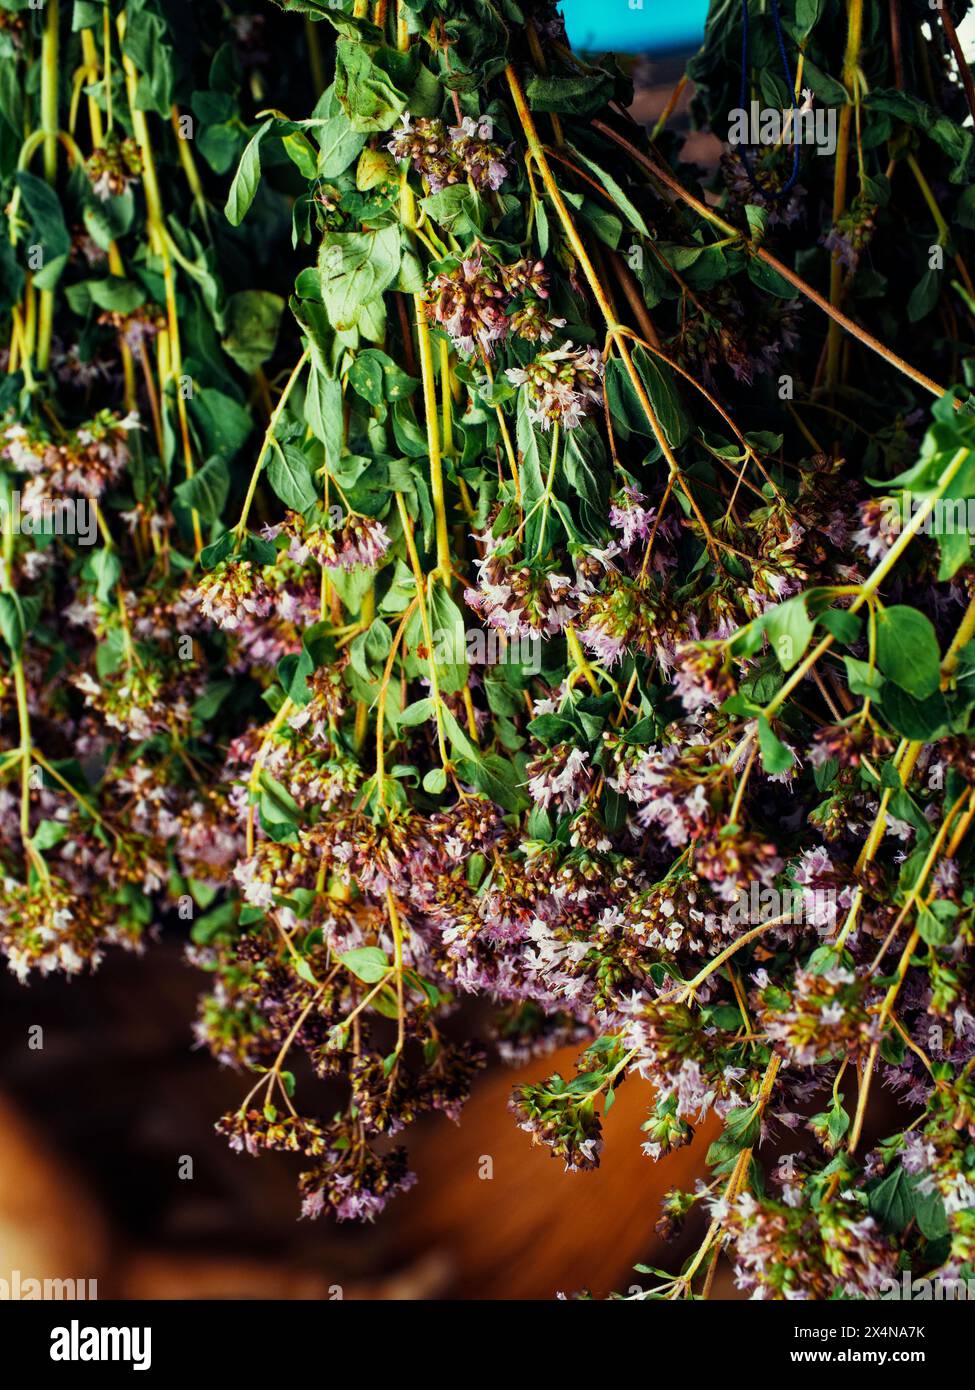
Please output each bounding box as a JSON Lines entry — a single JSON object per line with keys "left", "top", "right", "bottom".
{"left": 0, "top": 937, "right": 716, "bottom": 1300}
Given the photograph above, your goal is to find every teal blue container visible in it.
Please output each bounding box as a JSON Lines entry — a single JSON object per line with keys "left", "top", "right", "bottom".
{"left": 561, "top": 0, "right": 709, "bottom": 54}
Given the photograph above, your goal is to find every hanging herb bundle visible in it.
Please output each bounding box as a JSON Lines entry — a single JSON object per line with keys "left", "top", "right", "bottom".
{"left": 4, "top": 0, "right": 975, "bottom": 1300}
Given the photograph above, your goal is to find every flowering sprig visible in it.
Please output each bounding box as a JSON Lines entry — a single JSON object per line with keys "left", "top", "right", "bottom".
{"left": 3, "top": 0, "right": 975, "bottom": 1306}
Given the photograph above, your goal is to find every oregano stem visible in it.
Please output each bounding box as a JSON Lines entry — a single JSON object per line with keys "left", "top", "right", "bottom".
{"left": 826, "top": 0, "right": 865, "bottom": 392}
{"left": 118, "top": 11, "right": 203, "bottom": 552}
{"left": 591, "top": 120, "right": 948, "bottom": 400}
{"left": 36, "top": 0, "right": 60, "bottom": 374}
{"left": 414, "top": 298, "right": 452, "bottom": 583}
{"left": 506, "top": 66, "right": 722, "bottom": 566}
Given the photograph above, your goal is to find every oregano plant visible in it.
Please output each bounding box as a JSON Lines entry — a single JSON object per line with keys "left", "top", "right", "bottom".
{"left": 3, "top": 0, "right": 975, "bottom": 1305}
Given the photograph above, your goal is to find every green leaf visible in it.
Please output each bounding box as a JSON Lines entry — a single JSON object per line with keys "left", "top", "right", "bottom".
{"left": 293, "top": 955, "right": 318, "bottom": 985}
{"left": 913, "top": 1186, "right": 949, "bottom": 1240}
{"left": 89, "top": 548, "right": 121, "bottom": 602}
{"left": 15, "top": 171, "right": 70, "bottom": 290}
{"left": 267, "top": 442, "right": 318, "bottom": 512}
{"left": 266, "top": 0, "right": 382, "bottom": 41}
{"left": 456, "top": 751, "right": 530, "bottom": 813}
{"left": 187, "top": 388, "right": 254, "bottom": 461}
{"left": 792, "top": 0, "right": 826, "bottom": 41}
{"left": 82, "top": 190, "right": 135, "bottom": 252}
{"left": 0, "top": 592, "right": 31, "bottom": 654}
{"left": 174, "top": 456, "right": 230, "bottom": 525}
{"left": 31, "top": 819, "right": 69, "bottom": 850}
{"left": 563, "top": 423, "right": 610, "bottom": 538}
{"left": 723, "top": 1102, "right": 762, "bottom": 1150}
{"left": 875, "top": 605, "right": 942, "bottom": 698}
{"left": 867, "top": 88, "right": 975, "bottom": 183}
{"left": 908, "top": 266, "right": 941, "bottom": 323}
{"left": 867, "top": 1163, "right": 949, "bottom": 1239}
{"left": 818, "top": 608, "right": 862, "bottom": 645}
{"left": 82, "top": 277, "right": 146, "bottom": 313}
{"left": 281, "top": 129, "right": 319, "bottom": 179}
{"left": 528, "top": 713, "right": 578, "bottom": 745}
{"left": 221, "top": 291, "right": 284, "bottom": 375}
{"left": 757, "top": 715, "right": 794, "bottom": 775}
{"left": 399, "top": 697, "right": 435, "bottom": 727}
{"left": 802, "top": 59, "right": 850, "bottom": 108}
{"left": 303, "top": 363, "right": 344, "bottom": 466}
{"left": 880, "top": 684, "right": 951, "bottom": 741}
{"left": 350, "top": 615, "right": 392, "bottom": 680}
{"left": 225, "top": 120, "right": 272, "bottom": 226}
{"left": 121, "top": 4, "right": 175, "bottom": 114}
{"left": 348, "top": 348, "right": 387, "bottom": 406}
{"left": 747, "top": 256, "right": 797, "bottom": 299}
{"left": 565, "top": 144, "right": 650, "bottom": 237}
{"left": 334, "top": 39, "right": 409, "bottom": 133}
{"left": 339, "top": 945, "right": 390, "bottom": 983}
{"left": 428, "top": 584, "right": 469, "bottom": 694}
{"left": 745, "top": 204, "right": 768, "bottom": 242}
{"left": 200, "top": 532, "right": 235, "bottom": 571}
{"left": 634, "top": 347, "right": 689, "bottom": 449}
{"left": 258, "top": 773, "right": 302, "bottom": 836}
{"left": 277, "top": 647, "right": 314, "bottom": 706}
{"left": 422, "top": 767, "right": 448, "bottom": 793}
{"left": 525, "top": 72, "right": 614, "bottom": 117}
{"left": 916, "top": 899, "right": 958, "bottom": 947}
{"left": 765, "top": 595, "right": 814, "bottom": 671}
{"left": 420, "top": 186, "right": 480, "bottom": 235}
{"left": 843, "top": 655, "right": 885, "bottom": 699}
{"left": 868, "top": 1165, "right": 914, "bottom": 1232}
{"left": 0, "top": 236, "right": 24, "bottom": 313}
{"left": 197, "top": 119, "right": 243, "bottom": 175}
{"left": 827, "top": 1100, "right": 850, "bottom": 1147}
{"left": 937, "top": 527, "right": 971, "bottom": 581}
{"left": 439, "top": 704, "right": 479, "bottom": 762}
{"left": 315, "top": 82, "right": 368, "bottom": 176}
{"left": 192, "top": 680, "right": 234, "bottom": 720}
{"left": 319, "top": 224, "right": 401, "bottom": 332}
{"left": 72, "top": 2, "right": 104, "bottom": 29}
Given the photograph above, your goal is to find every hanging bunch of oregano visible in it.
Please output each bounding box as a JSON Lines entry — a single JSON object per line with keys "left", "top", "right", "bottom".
{"left": 5, "top": 0, "right": 975, "bottom": 1300}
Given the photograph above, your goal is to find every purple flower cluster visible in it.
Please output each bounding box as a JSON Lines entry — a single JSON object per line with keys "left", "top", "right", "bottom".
{"left": 388, "top": 112, "right": 509, "bottom": 193}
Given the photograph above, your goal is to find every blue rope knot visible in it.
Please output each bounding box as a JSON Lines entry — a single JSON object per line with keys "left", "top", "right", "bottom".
{"left": 738, "top": 0, "right": 802, "bottom": 199}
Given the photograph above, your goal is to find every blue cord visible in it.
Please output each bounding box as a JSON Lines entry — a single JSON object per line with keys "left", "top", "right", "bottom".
{"left": 739, "top": 0, "right": 750, "bottom": 113}
{"left": 738, "top": 0, "right": 801, "bottom": 199}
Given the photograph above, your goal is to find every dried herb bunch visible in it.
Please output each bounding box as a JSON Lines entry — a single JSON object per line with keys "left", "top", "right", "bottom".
{"left": 4, "top": 0, "right": 975, "bottom": 1300}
